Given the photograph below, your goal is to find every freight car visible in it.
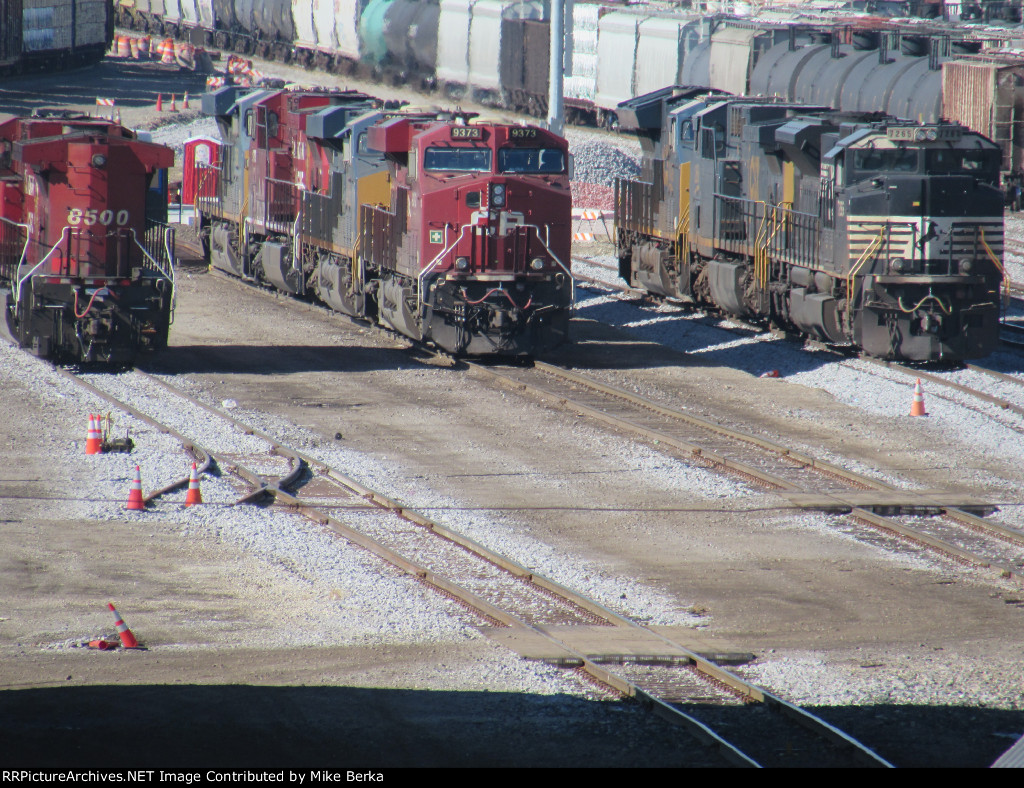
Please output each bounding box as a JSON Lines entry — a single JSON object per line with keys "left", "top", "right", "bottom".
{"left": 0, "top": 113, "right": 177, "bottom": 365}
{"left": 1, "top": 0, "right": 113, "bottom": 77}
{"left": 116, "top": 0, "right": 1024, "bottom": 153}
{"left": 194, "top": 86, "right": 573, "bottom": 356}
{"left": 614, "top": 87, "right": 1005, "bottom": 362}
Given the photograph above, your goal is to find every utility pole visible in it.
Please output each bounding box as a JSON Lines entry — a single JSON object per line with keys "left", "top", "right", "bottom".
{"left": 547, "top": 0, "right": 565, "bottom": 136}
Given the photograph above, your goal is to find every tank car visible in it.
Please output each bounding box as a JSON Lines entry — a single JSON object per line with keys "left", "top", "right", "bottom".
{"left": 614, "top": 87, "right": 1005, "bottom": 362}
{"left": 0, "top": 114, "right": 176, "bottom": 365}
{"left": 195, "top": 86, "right": 572, "bottom": 356}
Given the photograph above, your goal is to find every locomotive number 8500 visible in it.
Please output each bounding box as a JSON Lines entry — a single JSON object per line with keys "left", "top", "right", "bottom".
{"left": 67, "top": 208, "right": 131, "bottom": 226}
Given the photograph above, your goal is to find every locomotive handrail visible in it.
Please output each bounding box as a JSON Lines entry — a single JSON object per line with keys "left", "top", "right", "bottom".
{"left": 13, "top": 226, "right": 71, "bottom": 316}
{"left": 418, "top": 223, "right": 472, "bottom": 304}
{"left": 844, "top": 226, "right": 886, "bottom": 330}
{"left": 979, "top": 228, "right": 1011, "bottom": 303}
{"left": 128, "top": 227, "right": 176, "bottom": 286}
{"left": 525, "top": 222, "right": 575, "bottom": 309}
{"left": 416, "top": 221, "right": 574, "bottom": 315}
{"left": 0, "top": 216, "right": 32, "bottom": 281}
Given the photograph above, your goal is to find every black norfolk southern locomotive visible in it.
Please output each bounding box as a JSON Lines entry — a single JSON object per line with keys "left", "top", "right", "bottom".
{"left": 614, "top": 87, "right": 1006, "bottom": 362}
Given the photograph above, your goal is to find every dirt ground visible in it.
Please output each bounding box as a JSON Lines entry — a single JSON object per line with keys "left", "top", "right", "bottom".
{"left": 3, "top": 54, "right": 1024, "bottom": 768}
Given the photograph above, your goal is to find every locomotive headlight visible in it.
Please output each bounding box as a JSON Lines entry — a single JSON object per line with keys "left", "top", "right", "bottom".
{"left": 91, "top": 153, "right": 107, "bottom": 168}
{"left": 959, "top": 258, "right": 973, "bottom": 275}
{"left": 915, "top": 129, "right": 927, "bottom": 141}
{"left": 491, "top": 184, "right": 506, "bottom": 208}
{"left": 455, "top": 256, "right": 470, "bottom": 271}
{"left": 889, "top": 257, "right": 905, "bottom": 273}
{"left": 926, "top": 129, "right": 938, "bottom": 141}
{"left": 530, "top": 257, "right": 545, "bottom": 271}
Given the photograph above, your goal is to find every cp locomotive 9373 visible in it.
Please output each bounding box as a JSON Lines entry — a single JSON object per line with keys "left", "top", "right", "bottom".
{"left": 0, "top": 114, "right": 177, "bottom": 365}
{"left": 195, "top": 87, "right": 573, "bottom": 356}
{"left": 615, "top": 87, "right": 1006, "bottom": 362}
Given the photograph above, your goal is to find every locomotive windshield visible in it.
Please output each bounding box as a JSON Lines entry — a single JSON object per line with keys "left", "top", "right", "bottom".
{"left": 498, "top": 148, "right": 565, "bottom": 173}
{"left": 926, "top": 149, "right": 1000, "bottom": 181}
{"left": 423, "top": 147, "right": 492, "bottom": 172}
{"left": 851, "top": 147, "right": 920, "bottom": 176}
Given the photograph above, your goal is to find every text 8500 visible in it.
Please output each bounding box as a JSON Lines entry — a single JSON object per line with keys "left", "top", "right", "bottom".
{"left": 67, "top": 208, "right": 130, "bottom": 226}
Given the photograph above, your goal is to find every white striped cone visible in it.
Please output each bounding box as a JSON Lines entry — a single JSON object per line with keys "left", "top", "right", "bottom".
{"left": 126, "top": 465, "right": 145, "bottom": 510}
{"left": 184, "top": 463, "right": 202, "bottom": 506}
{"left": 160, "top": 39, "right": 175, "bottom": 64}
{"left": 910, "top": 378, "right": 927, "bottom": 417}
{"left": 85, "top": 414, "right": 102, "bottom": 455}
{"left": 108, "top": 602, "right": 140, "bottom": 649}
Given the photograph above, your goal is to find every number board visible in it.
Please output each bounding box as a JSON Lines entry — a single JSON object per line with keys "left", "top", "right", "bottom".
{"left": 509, "top": 128, "right": 538, "bottom": 139}
{"left": 451, "top": 126, "right": 483, "bottom": 140}
{"left": 886, "top": 126, "right": 961, "bottom": 142}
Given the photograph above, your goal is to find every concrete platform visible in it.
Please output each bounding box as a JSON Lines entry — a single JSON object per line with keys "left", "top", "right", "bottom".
{"left": 782, "top": 490, "right": 996, "bottom": 514}
{"left": 481, "top": 624, "right": 756, "bottom": 666}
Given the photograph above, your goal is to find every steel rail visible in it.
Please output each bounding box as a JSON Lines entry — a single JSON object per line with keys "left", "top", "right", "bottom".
{"left": 160, "top": 239, "right": 900, "bottom": 765}
{"left": 872, "top": 358, "right": 1024, "bottom": 419}
{"left": 127, "top": 370, "right": 891, "bottom": 768}
{"left": 58, "top": 371, "right": 213, "bottom": 504}
{"left": 466, "top": 360, "right": 1024, "bottom": 587}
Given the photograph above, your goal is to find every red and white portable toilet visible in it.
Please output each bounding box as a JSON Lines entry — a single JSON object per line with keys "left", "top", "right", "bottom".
{"left": 182, "top": 137, "right": 221, "bottom": 206}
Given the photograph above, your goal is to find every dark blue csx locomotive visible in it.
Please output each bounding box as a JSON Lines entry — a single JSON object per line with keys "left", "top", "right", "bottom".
{"left": 615, "top": 87, "right": 1006, "bottom": 362}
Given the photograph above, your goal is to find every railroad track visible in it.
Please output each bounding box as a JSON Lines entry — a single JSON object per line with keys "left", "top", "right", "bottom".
{"left": 49, "top": 361, "right": 893, "bottom": 768}
{"left": 466, "top": 360, "right": 1024, "bottom": 585}
{"left": 180, "top": 243, "right": 1024, "bottom": 590}
{"left": 575, "top": 248, "right": 1024, "bottom": 352}
{"left": 575, "top": 255, "right": 1024, "bottom": 420}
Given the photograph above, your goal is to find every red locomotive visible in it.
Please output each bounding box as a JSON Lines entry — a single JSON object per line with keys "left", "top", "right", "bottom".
{"left": 197, "top": 86, "right": 573, "bottom": 356}
{"left": 363, "top": 114, "right": 573, "bottom": 355}
{"left": 0, "top": 113, "right": 176, "bottom": 365}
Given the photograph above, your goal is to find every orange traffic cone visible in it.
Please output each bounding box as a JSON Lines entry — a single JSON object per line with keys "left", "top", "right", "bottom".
{"left": 126, "top": 465, "right": 145, "bottom": 510}
{"left": 107, "top": 602, "right": 141, "bottom": 649}
{"left": 184, "top": 463, "right": 203, "bottom": 506}
{"left": 182, "top": 92, "right": 189, "bottom": 110}
{"left": 169, "top": 94, "right": 176, "bottom": 111}
{"left": 156, "top": 93, "right": 163, "bottom": 112}
{"left": 160, "top": 38, "right": 175, "bottom": 64}
{"left": 85, "top": 414, "right": 102, "bottom": 455}
{"left": 910, "top": 378, "right": 928, "bottom": 417}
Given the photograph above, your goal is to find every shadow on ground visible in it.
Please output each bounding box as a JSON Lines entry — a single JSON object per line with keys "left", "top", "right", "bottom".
{"left": 1, "top": 683, "right": 1022, "bottom": 767}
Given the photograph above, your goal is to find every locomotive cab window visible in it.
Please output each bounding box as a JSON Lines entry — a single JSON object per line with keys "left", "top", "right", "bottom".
{"left": 680, "top": 120, "right": 695, "bottom": 147}
{"left": 926, "top": 149, "right": 1000, "bottom": 180}
{"left": 423, "top": 147, "right": 492, "bottom": 173}
{"left": 851, "top": 147, "right": 919, "bottom": 178}
{"left": 498, "top": 148, "right": 564, "bottom": 173}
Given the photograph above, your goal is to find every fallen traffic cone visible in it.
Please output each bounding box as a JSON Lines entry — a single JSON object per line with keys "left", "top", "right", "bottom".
{"left": 910, "top": 378, "right": 928, "bottom": 417}
{"left": 126, "top": 465, "right": 145, "bottom": 510}
{"left": 87, "top": 639, "right": 117, "bottom": 650}
{"left": 107, "top": 602, "right": 141, "bottom": 649}
{"left": 184, "top": 462, "right": 202, "bottom": 506}
{"left": 156, "top": 93, "right": 163, "bottom": 112}
{"left": 85, "top": 414, "right": 102, "bottom": 455}
{"left": 759, "top": 369, "right": 780, "bottom": 378}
